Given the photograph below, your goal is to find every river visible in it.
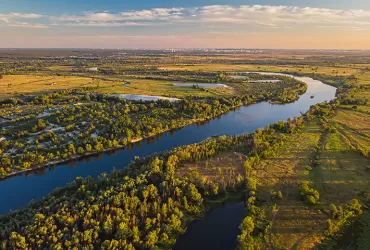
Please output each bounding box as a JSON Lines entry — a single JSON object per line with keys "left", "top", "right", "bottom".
{"left": 0, "top": 74, "right": 336, "bottom": 214}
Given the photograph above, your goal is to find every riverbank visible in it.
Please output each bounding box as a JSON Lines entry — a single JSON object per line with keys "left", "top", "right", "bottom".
{"left": 2, "top": 99, "right": 263, "bottom": 181}
{"left": 1, "top": 114, "right": 228, "bottom": 180}
{"left": 0, "top": 87, "right": 303, "bottom": 180}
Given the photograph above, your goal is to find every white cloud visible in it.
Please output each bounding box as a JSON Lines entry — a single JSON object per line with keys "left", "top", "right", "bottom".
{"left": 5, "top": 22, "right": 48, "bottom": 28}
{"left": 195, "top": 5, "right": 370, "bottom": 27}
{"left": 0, "top": 12, "right": 46, "bottom": 28}
{"left": 1, "top": 5, "right": 370, "bottom": 30}
{"left": 55, "top": 8, "right": 184, "bottom": 22}
{"left": 60, "top": 21, "right": 149, "bottom": 27}
{"left": 0, "top": 12, "right": 44, "bottom": 22}
{"left": 51, "top": 5, "right": 370, "bottom": 29}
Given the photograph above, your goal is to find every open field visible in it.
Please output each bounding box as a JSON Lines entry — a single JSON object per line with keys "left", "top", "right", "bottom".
{"left": 96, "top": 78, "right": 236, "bottom": 98}
{"left": 176, "top": 152, "right": 245, "bottom": 187}
{"left": 46, "top": 66, "right": 77, "bottom": 71}
{"left": 0, "top": 75, "right": 100, "bottom": 99}
{"left": 357, "top": 71, "right": 370, "bottom": 84}
{"left": 256, "top": 123, "right": 327, "bottom": 249}
{"left": 159, "top": 64, "right": 360, "bottom": 77}
{"left": 331, "top": 109, "right": 370, "bottom": 156}
{"left": 313, "top": 129, "right": 370, "bottom": 205}
{"left": 0, "top": 75, "right": 236, "bottom": 100}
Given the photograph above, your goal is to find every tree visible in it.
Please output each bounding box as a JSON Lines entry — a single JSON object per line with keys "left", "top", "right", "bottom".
{"left": 237, "top": 216, "right": 255, "bottom": 249}
{"left": 9, "top": 232, "right": 27, "bottom": 249}
{"left": 244, "top": 160, "right": 252, "bottom": 177}
{"left": 68, "top": 144, "right": 76, "bottom": 154}
{"left": 240, "top": 216, "right": 255, "bottom": 234}
{"left": 277, "top": 191, "right": 283, "bottom": 200}
{"left": 329, "top": 204, "right": 339, "bottom": 219}
{"left": 145, "top": 231, "right": 158, "bottom": 248}
{"left": 77, "top": 147, "right": 85, "bottom": 154}
{"left": 85, "top": 144, "right": 92, "bottom": 152}
{"left": 37, "top": 119, "right": 47, "bottom": 130}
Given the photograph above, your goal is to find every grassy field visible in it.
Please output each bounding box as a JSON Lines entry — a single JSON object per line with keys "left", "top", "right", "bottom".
{"left": 176, "top": 152, "right": 245, "bottom": 187}
{"left": 96, "top": 78, "right": 236, "bottom": 98}
{"left": 0, "top": 75, "right": 235, "bottom": 100}
{"left": 331, "top": 109, "right": 370, "bottom": 157}
{"left": 357, "top": 71, "right": 370, "bottom": 84}
{"left": 159, "top": 64, "right": 359, "bottom": 77}
{"left": 313, "top": 129, "right": 370, "bottom": 206}
{"left": 0, "top": 75, "right": 101, "bottom": 99}
{"left": 257, "top": 123, "right": 327, "bottom": 249}
{"left": 46, "top": 66, "right": 77, "bottom": 71}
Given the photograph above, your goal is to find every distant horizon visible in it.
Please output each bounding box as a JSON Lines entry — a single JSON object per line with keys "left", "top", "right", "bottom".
{"left": 1, "top": 48, "right": 370, "bottom": 51}
{"left": 1, "top": 1, "right": 370, "bottom": 49}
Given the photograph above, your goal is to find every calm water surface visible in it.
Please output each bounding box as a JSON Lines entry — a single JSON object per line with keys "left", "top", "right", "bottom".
{"left": 0, "top": 74, "right": 336, "bottom": 214}
{"left": 174, "top": 203, "right": 245, "bottom": 250}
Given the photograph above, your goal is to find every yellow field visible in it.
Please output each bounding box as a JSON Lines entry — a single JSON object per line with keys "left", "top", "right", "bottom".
{"left": 0, "top": 75, "right": 101, "bottom": 99}
{"left": 330, "top": 109, "right": 370, "bottom": 157}
{"left": 0, "top": 75, "right": 96, "bottom": 93}
{"left": 357, "top": 71, "right": 370, "bottom": 84}
{"left": 47, "top": 66, "right": 76, "bottom": 71}
{"left": 96, "top": 78, "right": 236, "bottom": 98}
{"left": 0, "top": 75, "right": 235, "bottom": 100}
{"left": 159, "top": 64, "right": 359, "bottom": 77}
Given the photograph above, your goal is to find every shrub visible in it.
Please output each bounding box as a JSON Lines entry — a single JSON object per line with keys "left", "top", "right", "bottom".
{"left": 299, "top": 182, "right": 320, "bottom": 205}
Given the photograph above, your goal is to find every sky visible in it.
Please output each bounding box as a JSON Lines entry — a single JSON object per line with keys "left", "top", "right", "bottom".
{"left": 1, "top": 0, "right": 370, "bottom": 49}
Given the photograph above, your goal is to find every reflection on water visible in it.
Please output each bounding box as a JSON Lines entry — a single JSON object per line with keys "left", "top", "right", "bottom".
{"left": 174, "top": 203, "right": 245, "bottom": 250}
{"left": 0, "top": 74, "right": 336, "bottom": 214}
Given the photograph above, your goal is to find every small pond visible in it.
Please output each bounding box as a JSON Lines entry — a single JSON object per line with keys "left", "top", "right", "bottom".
{"left": 174, "top": 203, "right": 245, "bottom": 250}
{"left": 110, "top": 94, "right": 180, "bottom": 102}
{"left": 173, "top": 83, "right": 230, "bottom": 88}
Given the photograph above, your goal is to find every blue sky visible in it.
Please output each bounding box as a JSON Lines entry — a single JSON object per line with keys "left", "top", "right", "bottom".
{"left": 2, "top": 0, "right": 370, "bottom": 13}
{"left": 0, "top": 0, "right": 370, "bottom": 49}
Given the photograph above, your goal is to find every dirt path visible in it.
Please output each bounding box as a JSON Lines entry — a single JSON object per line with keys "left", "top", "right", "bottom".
{"left": 268, "top": 207, "right": 281, "bottom": 248}
{"left": 289, "top": 232, "right": 313, "bottom": 250}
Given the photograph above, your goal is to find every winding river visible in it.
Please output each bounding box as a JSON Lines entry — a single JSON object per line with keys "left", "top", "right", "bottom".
{"left": 0, "top": 74, "right": 336, "bottom": 214}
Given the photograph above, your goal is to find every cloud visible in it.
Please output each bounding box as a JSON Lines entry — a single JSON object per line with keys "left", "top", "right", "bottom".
{"left": 59, "top": 21, "right": 150, "bottom": 27}
{"left": 49, "top": 5, "right": 370, "bottom": 29}
{"left": 55, "top": 8, "right": 184, "bottom": 22}
{"left": 5, "top": 22, "right": 48, "bottom": 28}
{"left": 0, "top": 12, "right": 44, "bottom": 22}
{"left": 195, "top": 5, "right": 370, "bottom": 27}
{"left": 1, "top": 5, "right": 370, "bottom": 30}
{"left": 0, "top": 12, "right": 47, "bottom": 28}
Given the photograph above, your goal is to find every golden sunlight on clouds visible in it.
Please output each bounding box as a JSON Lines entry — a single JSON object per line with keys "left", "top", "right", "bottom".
{"left": 0, "top": 5, "right": 369, "bottom": 49}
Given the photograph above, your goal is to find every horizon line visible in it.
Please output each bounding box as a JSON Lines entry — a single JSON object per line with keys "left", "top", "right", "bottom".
{"left": 1, "top": 48, "right": 370, "bottom": 51}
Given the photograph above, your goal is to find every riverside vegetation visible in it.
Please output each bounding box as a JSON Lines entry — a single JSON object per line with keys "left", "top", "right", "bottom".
{"left": 0, "top": 72, "right": 306, "bottom": 178}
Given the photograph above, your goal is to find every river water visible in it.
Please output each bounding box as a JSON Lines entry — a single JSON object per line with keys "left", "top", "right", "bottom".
{"left": 0, "top": 75, "right": 336, "bottom": 214}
